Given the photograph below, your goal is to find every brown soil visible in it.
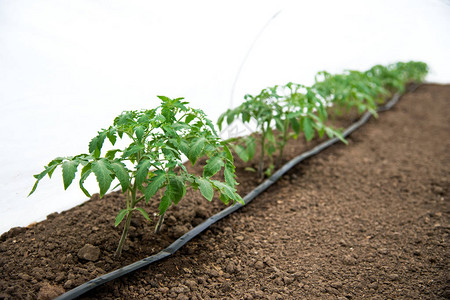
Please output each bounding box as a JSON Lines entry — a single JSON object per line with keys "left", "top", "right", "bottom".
{"left": 1, "top": 84, "right": 449, "bottom": 300}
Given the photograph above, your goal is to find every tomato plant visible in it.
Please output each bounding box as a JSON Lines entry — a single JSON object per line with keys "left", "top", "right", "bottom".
{"left": 313, "top": 70, "right": 386, "bottom": 117}
{"left": 272, "top": 83, "right": 346, "bottom": 168}
{"left": 219, "top": 61, "right": 427, "bottom": 180}
{"left": 314, "top": 61, "right": 429, "bottom": 117}
{"left": 29, "top": 96, "right": 243, "bottom": 257}
{"left": 218, "top": 83, "right": 346, "bottom": 178}
{"left": 218, "top": 87, "right": 281, "bottom": 179}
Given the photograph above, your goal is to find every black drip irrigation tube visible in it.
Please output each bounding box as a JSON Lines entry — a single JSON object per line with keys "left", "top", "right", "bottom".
{"left": 55, "top": 85, "right": 419, "bottom": 300}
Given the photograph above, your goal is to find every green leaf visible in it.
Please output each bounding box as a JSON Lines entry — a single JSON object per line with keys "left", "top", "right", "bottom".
{"left": 105, "top": 149, "right": 121, "bottom": 160}
{"left": 245, "top": 137, "right": 256, "bottom": 160}
{"left": 232, "top": 144, "right": 249, "bottom": 162}
{"left": 290, "top": 117, "right": 300, "bottom": 134}
{"left": 107, "top": 127, "right": 117, "bottom": 145}
{"left": 212, "top": 180, "right": 243, "bottom": 204}
{"left": 223, "top": 144, "right": 234, "bottom": 161}
{"left": 110, "top": 161, "right": 130, "bottom": 192}
{"left": 188, "top": 137, "right": 206, "bottom": 164}
{"left": 266, "top": 127, "right": 275, "bottom": 144}
{"left": 145, "top": 171, "right": 167, "bottom": 202}
{"left": 203, "top": 156, "right": 224, "bottom": 178}
{"left": 274, "top": 117, "right": 284, "bottom": 131}
{"left": 159, "top": 195, "right": 171, "bottom": 215}
{"left": 115, "top": 209, "right": 128, "bottom": 227}
{"left": 224, "top": 163, "right": 236, "bottom": 187}
{"left": 79, "top": 164, "right": 92, "bottom": 198}
{"left": 135, "top": 207, "right": 151, "bottom": 221}
{"left": 219, "top": 192, "right": 230, "bottom": 205}
{"left": 157, "top": 95, "right": 171, "bottom": 102}
{"left": 89, "top": 131, "right": 107, "bottom": 158}
{"left": 135, "top": 159, "right": 151, "bottom": 188}
{"left": 122, "top": 144, "right": 145, "bottom": 159}
{"left": 135, "top": 126, "right": 145, "bottom": 141}
{"left": 178, "top": 140, "right": 190, "bottom": 158}
{"left": 196, "top": 177, "right": 214, "bottom": 201}
{"left": 185, "top": 113, "right": 197, "bottom": 124}
{"left": 28, "top": 164, "right": 58, "bottom": 196}
{"left": 302, "top": 117, "right": 314, "bottom": 141}
{"left": 91, "top": 159, "right": 113, "bottom": 197}
{"left": 167, "top": 176, "right": 186, "bottom": 205}
{"left": 48, "top": 157, "right": 64, "bottom": 168}
{"left": 226, "top": 112, "right": 235, "bottom": 125}
{"left": 217, "top": 112, "right": 226, "bottom": 130}
{"left": 62, "top": 160, "right": 78, "bottom": 190}
{"left": 205, "top": 118, "right": 218, "bottom": 136}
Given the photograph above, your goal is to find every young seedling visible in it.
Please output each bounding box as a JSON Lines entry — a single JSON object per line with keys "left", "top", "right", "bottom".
{"left": 218, "top": 87, "right": 281, "bottom": 179}
{"left": 274, "top": 83, "right": 346, "bottom": 168}
{"left": 29, "top": 96, "right": 243, "bottom": 257}
{"left": 219, "top": 83, "right": 346, "bottom": 176}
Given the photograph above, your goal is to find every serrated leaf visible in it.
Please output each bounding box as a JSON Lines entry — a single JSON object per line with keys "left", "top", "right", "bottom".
{"left": 290, "top": 117, "right": 300, "bottom": 134}
{"left": 91, "top": 159, "right": 113, "bottom": 197}
{"left": 89, "top": 131, "right": 107, "bottom": 158}
{"left": 203, "top": 156, "right": 224, "bottom": 178}
{"left": 185, "top": 113, "right": 196, "bottom": 124}
{"left": 178, "top": 140, "right": 190, "bottom": 158}
{"left": 232, "top": 144, "right": 248, "bottom": 162}
{"left": 48, "top": 157, "right": 64, "bottom": 167}
{"left": 79, "top": 163, "right": 92, "bottom": 197}
{"left": 245, "top": 137, "right": 256, "bottom": 160}
{"left": 217, "top": 112, "right": 226, "bottom": 130}
{"left": 157, "top": 95, "right": 171, "bottom": 102}
{"left": 167, "top": 176, "right": 186, "bottom": 205}
{"left": 205, "top": 118, "right": 218, "bottom": 136}
{"left": 135, "top": 126, "right": 145, "bottom": 141}
{"left": 135, "top": 159, "right": 151, "bottom": 188}
{"left": 266, "top": 127, "right": 275, "bottom": 144}
{"left": 107, "top": 127, "right": 117, "bottom": 145}
{"left": 223, "top": 144, "right": 233, "bottom": 161}
{"left": 224, "top": 163, "right": 236, "bottom": 187}
{"left": 196, "top": 177, "right": 214, "bottom": 201}
{"left": 211, "top": 180, "right": 243, "bottom": 204}
{"left": 275, "top": 117, "right": 284, "bottom": 131}
{"left": 187, "top": 137, "right": 206, "bottom": 164}
{"left": 159, "top": 195, "right": 171, "bottom": 215}
{"left": 62, "top": 160, "right": 78, "bottom": 190}
{"left": 115, "top": 209, "right": 128, "bottom": 227}
{"left": 28, "top": 164, "right": 58, "bottom": 196}
{"left": 145, "top": 171, "right": 167, "bottom": 202}
{"left": 302, "top": 117, "right": 314, "bottom": 141}
{"left": 122, "top": 144, "right": 145, "bottom": 159}
{"left": 219, "top": 192, "right": 230, "bottom": 205}
{"left": 135, "top": 207, "right": 151, "bottom": 221}
{"left": 110, "top": 161, "right": 130, "bottom": 192}
{"left": 105, "top": 149, "right": 121, "bottom": 160}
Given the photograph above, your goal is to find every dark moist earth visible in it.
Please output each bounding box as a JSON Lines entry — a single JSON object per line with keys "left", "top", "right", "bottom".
{"left": 1, "top": 84, "right": 449, "bottom": 300}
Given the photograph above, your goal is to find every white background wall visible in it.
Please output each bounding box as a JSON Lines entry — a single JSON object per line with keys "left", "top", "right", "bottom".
{"left": 1, "top": 0, "right": 449, "bottom": 233}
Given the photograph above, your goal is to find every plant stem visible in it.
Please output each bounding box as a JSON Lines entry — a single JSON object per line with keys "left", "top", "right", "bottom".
{"left": 115, "top": 184, "right": 137, "bottom": 257}
{"left": 115, "top": 209, "right": 133, "bottom": 257}
{"left": 277, "top": 117, "right": 289, "bottom": 168}
{"left": 155, "top": 211, "right": 165, "bottom": 233}
{"left": 258, "top": 128, "right": 266, "bottom": 180}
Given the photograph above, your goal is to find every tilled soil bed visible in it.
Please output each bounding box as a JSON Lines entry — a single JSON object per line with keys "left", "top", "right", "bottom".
{"left": 1, "top": 84, "right": 449, "bottom": 300}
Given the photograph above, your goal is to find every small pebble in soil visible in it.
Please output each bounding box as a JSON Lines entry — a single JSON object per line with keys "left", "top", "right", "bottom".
{"left": 255, "top": 261, "right": 265, "bottom": 270}
{"left": 37, "top": 282, "right": 64, "bottom": 300}
{"left": 77, "top": 244, "right": 100, "bottom": 262}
